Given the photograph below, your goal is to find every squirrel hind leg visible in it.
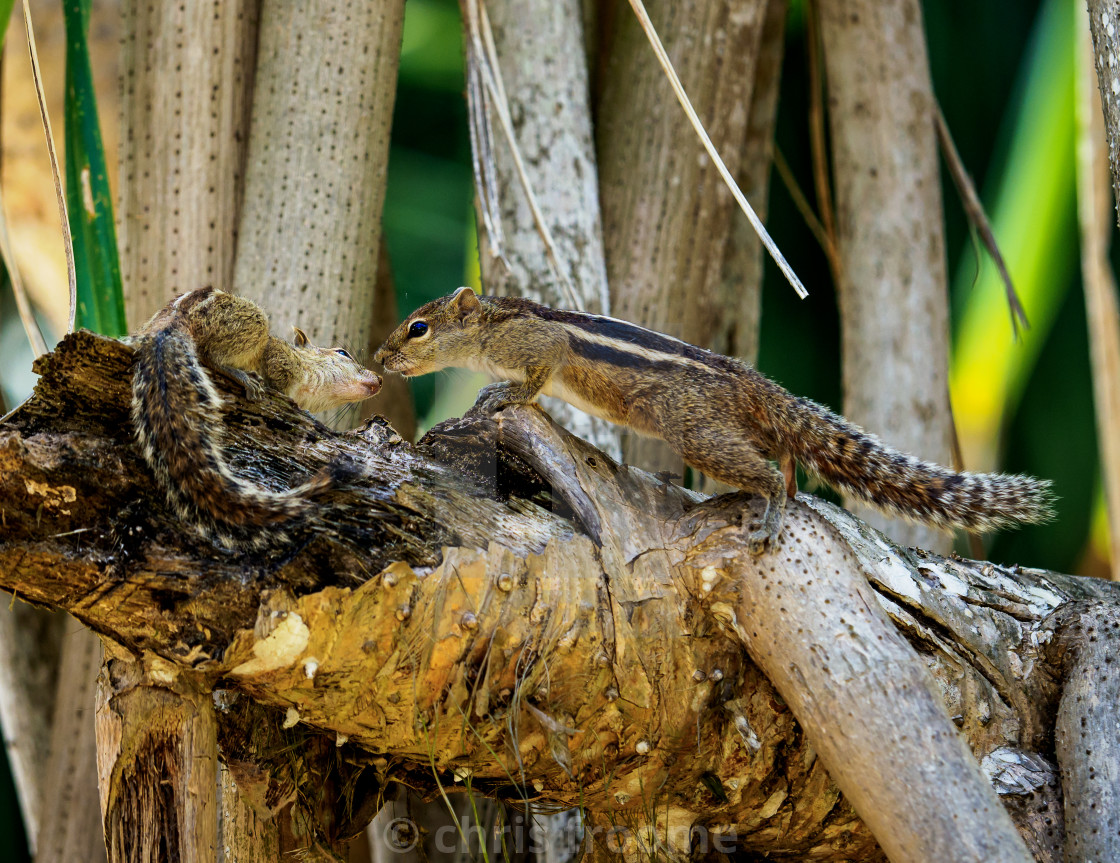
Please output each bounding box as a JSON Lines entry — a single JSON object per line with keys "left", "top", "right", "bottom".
{"left": 667, "top": 430, "right": 786, "bottom": 555}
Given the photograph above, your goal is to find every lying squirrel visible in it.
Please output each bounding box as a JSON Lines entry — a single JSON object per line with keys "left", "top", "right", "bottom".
{"left": 131, "top": 287, "right": 381, "bottom": 548}
{"left": 376, "top": 287, "right": 1054, "bottom": 553}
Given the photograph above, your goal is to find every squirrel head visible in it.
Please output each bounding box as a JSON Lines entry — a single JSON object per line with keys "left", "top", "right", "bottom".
{"left": 375, "top": 287, "right": 484, "bottom": 376}
{"left": 286, "top": 325, "right": 382, "bottom": 412}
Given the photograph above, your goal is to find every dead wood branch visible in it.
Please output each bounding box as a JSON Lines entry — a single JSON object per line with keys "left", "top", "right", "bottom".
{"left": 1, "top": 333, "right": 1117, "bottom": 861}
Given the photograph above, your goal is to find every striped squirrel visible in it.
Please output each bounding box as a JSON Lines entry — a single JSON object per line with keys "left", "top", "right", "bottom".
{"left": 131, "top": 287, "right": 382, "bottom": 548}
{"left": 375, "top": 287, "right": 1054, "bottom": 553}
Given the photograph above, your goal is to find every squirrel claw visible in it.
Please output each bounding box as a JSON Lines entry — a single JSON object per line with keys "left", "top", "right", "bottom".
{"left": 747, "top": 500, "right": 783, "bottom": 556}
{"left": 220, "top": 366, "right": 266, "bottom": 401}
{"left": 469, "top": 381, "right": 519, "bottom": 417}
{"left": 747, "top": 528, "right": 774, "bottom": 557}
{"left": 241, "top": 375, "right": 266, "bottom": 401}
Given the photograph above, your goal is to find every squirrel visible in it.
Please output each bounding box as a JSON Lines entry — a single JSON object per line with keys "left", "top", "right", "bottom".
{"left": 375, "top": 287, "right": 1054, "bottom": 553}
{"left": 130, "top": 286, "right": 382, "bottom": 548}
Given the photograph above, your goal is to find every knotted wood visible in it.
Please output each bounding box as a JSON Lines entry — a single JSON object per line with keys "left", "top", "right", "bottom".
{"left": 2, "top": 332, "right": 1117, "bottom": 861}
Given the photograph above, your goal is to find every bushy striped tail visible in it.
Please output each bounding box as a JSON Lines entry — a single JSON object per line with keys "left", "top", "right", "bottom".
{"left": 131, "top": 326, "right": 327, "bottom": 549}
{"left": 777, "top": 393, "right": 1055, "bottom": 531}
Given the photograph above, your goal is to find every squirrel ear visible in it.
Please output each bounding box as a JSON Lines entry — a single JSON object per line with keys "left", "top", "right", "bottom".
{"left": 292, "top": 326, "right": 309, "bottom": 347}
{"left": 450, "top": 286, "right": 481, "bottom": 318}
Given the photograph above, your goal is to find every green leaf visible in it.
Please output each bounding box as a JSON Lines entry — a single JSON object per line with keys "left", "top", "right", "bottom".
{"left": 949, "top": 0, "right": 1076, "bottom": 465}
{"left": 0, "top": 0, "right": 14, "bottom": 53}
{"left": 63, "top": 0, "right": 126, "bottom": 336}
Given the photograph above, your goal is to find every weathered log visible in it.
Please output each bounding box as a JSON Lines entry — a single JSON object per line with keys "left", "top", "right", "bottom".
{"left": 2, "top": 332, "right": 1117, "bottom": 861}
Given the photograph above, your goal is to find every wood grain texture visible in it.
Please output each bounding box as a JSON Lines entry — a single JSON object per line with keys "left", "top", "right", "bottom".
{"left": 596, "top": 0, "right": 772, "bottom": 477}
{"left": 217, "top": 763, "right": 281, "bottom": 863}
{"left": 4, "top": 333, "right": 1115, "bottom": 859}
{"left": 95, "top": 656, "right": 218, "bottom": 863}
{"left": 1050, "top": 601, "right": 1120, "bottom": 862}
{"left": 817, "top": 0, "right": 954, "bottom": 552}
{"left": 703, "top": 505, "right": 1033, "bottom": 863}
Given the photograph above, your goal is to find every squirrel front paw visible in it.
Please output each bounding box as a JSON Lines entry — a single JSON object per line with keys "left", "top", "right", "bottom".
{"left": 220, "top": 367, "right": 266, "bottom": 401}
{"left": 240, "top": 374, "right": 267, "bottom": 401}
{"left": 747, "top": 526, "right": 776, "bottom": 556}
{"left": 468, "top": 381, "right": 522, "bottom": 417}
{"left": 747, "top": 499, "right": 783, "bottom": 556}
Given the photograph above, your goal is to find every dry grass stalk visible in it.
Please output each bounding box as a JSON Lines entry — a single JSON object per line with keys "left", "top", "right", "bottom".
{"left": 463, "top": 0, "right": 582, "bottom": 311}
{"left": 21, "top": 0, "right": 74, "bottom": 335}
{"left": 625, "top": 0, "right": 808, "bottom": 300}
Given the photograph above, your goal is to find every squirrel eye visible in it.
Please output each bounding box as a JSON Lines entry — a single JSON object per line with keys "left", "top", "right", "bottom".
{"left": 407, "top": 321, "right": 429, "bottom": 339}
{"left": 334, "top": 348, "right": 353, "bottom": 360}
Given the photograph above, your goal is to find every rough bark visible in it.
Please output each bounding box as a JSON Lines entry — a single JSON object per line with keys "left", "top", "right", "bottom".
{"left": 231, "top": 0, "right": 405, "bottom": 378}
{"left": 118, "top": 0, "right": 259, "bottom": 327}
{"left": 114, "top": 4, "right": 405, "bottom": 855}
{"left": 95, "top": 653, "right": 218, "bottom": 863}
{"left": 218, "top": 763, "right": 281, "bottom": 863}
{"left": 596, "top": 0, "right": 773, "bottom": 478}
{"left": 476, "top": 0, "right": 620, "bottom": 459}
{"left": 708, "top": 503, "right": 1031, "bottom": 863}
{"left": 4, "top": 332, "right": 1117, "bottom": 861}
{"left": 1049, "top": 601, "right": 1120, "bottom": 863}
{"left": 470, "top": 4, "right": 618, "bottom": 853}
{"left": 817, "top": 0, "right": 954, "bottom": 552}
{"left": 115, "top": 5, "right": 263, "bottom": 855}
{"left": 1087, "top": 0, "right": 1120, "bottom": 220}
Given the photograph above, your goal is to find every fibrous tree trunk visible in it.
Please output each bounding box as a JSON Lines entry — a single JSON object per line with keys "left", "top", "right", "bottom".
{"left": 118, "top": 0, "right": 259, "bottom": 327}
{"left": 231, "top": 0, "right": 405, "bottom": 376}
{"left": 596, "top": 0, "right": 778, "bottom": 480}
{"left": 816, "top": 0, "right": 954, "bottom": 552}
{"left": 114, "top": 0, "right": 406, "bottom": 856}
{"left": 4, "top": 331, "right": 1118, "bottom": 862}
{"left": 475, "top": 0, "right": 619, "bottom": 459}
{"left": 95, "top": 655, "right": 218, "bottom": 863}
{"left": 448, "top": 4, "right": 603, "bottom": 845}
{"left": 115, "top": 5, "right": 261, "bottom": 856}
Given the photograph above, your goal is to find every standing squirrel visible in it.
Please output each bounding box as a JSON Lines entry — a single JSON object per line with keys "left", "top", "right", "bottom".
{"left": 375, "top": 287, "right": 1054, "bottom": 553}
{"left": 131, "top": 287, "right": 381, "bottom": 548}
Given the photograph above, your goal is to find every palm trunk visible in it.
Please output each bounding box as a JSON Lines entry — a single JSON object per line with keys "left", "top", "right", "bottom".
{"left": 816, "top": 0, "right": 954, "bottom": 552}
{"left": 596, "top": 0, "right": 778, "bottom": 481}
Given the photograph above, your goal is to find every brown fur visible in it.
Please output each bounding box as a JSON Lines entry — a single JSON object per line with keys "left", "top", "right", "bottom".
{"left": 376, "top": 288, "right": 1054, "bottom": 552}
{"left": 131, "top": 287, "right": 381, "bottom": 549}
